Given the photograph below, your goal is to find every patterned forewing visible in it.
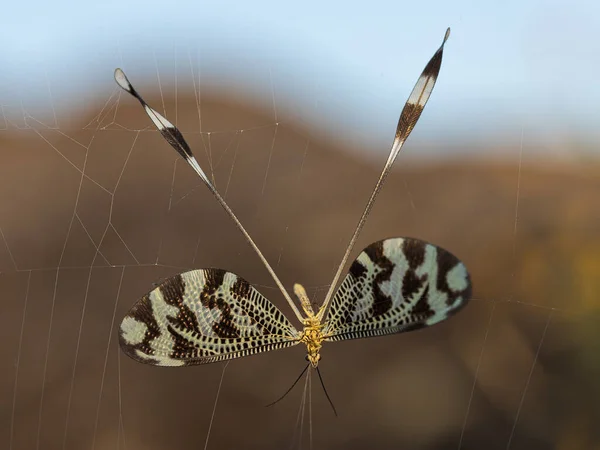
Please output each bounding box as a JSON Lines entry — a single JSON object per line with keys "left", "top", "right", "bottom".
{"left": 119, "top": 269, "right": 300, "bottom": 366}
{"left": 323, "top": 238, "right": 471, "bottom": 341}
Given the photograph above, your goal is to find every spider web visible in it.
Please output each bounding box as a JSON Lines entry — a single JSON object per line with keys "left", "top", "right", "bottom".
{"left": 1, "top": 49, "right": 599, "bottom": 450}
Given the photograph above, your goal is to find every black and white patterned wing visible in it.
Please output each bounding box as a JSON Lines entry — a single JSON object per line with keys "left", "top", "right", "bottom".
{"left": 119, "top": 269, "right": 300, "bottom": 366}
{"left": 323, "top": 238, "right": 471, "bottom": 342}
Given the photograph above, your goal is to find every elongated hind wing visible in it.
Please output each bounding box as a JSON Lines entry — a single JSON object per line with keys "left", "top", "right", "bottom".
{"left": 120, "top": 269, "right": 300, "bottom": 366}
{"left": 323, "top": 237, "right": 471, "bottom": 342}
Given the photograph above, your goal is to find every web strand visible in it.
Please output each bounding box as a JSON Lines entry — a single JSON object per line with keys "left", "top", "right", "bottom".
{"left": 9, "top": 271, "right": 31, "bottom": 450}
{"left": 0, "top": 225, "right": 18, "bottom": 270}
{"left": 61, "top": 129, "right": 137, "bottom": 448}
{"left": 457, "top": 302, "right": 496, "bottom": 449}
{"left": 36, "top": 131, "right": 93, "bottom": 450}
{"left": 91, "top": 267, "right": 126, "bottom": 450}
{"left": 290, "top": 368, "right": 311, "bottom": 450}
{"left": 506, "top": 311, "right": 553, "bottom": 449}
{"left": 117, "top": 345, "right": 127, "bottom": 450}
{"left": 203, "top": 362, "right": 229, "bottom": 450}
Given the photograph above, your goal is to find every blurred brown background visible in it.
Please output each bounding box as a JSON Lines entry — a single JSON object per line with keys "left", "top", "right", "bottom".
{"left": 1, "top": 84, "right": 599, "bottom": 450}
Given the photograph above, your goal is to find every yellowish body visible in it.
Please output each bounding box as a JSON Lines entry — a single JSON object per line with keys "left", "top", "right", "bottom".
{"left": 294, "top": 283, "right": 326, "bottom": 368}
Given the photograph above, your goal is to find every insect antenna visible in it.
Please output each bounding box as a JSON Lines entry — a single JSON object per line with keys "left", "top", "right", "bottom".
{"left": 265, "top": 363, "right": 310, "bottom": 408}
{"left": 316, "top": 367, "right": 338, "bottom": 417}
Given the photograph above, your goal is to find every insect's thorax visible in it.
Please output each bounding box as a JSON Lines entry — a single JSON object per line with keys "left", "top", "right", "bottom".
{"left": 294, "top": 283, "right": 326, "bottom": 368}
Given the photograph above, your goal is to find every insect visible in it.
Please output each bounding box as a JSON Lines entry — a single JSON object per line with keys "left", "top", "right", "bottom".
{"left": 116, "top": 28, "right": 471, "bottom": 375}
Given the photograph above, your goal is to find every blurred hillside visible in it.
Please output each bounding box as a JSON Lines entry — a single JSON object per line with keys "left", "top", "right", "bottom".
{"left": 0, "top": 86, "right": 598, "bottom": 450}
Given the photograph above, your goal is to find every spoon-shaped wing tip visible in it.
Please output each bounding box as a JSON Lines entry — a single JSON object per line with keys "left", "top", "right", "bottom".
{"left": 114, "top": 68, "right": 131, "bottom": 92}
{"left": 444, "top": 27, "right": 451, "bottom": 44}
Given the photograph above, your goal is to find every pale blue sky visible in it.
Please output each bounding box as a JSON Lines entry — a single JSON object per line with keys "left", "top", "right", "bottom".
{"left": 1, "top": 0, "right": 598, "bottom": 154}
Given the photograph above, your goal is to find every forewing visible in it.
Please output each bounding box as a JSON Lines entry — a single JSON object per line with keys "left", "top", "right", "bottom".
{"left": 323, "top": 238, "right": 471, "bottom": 341}
{"left": 119, "top": 269, "right": 300, "bottom": 366}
